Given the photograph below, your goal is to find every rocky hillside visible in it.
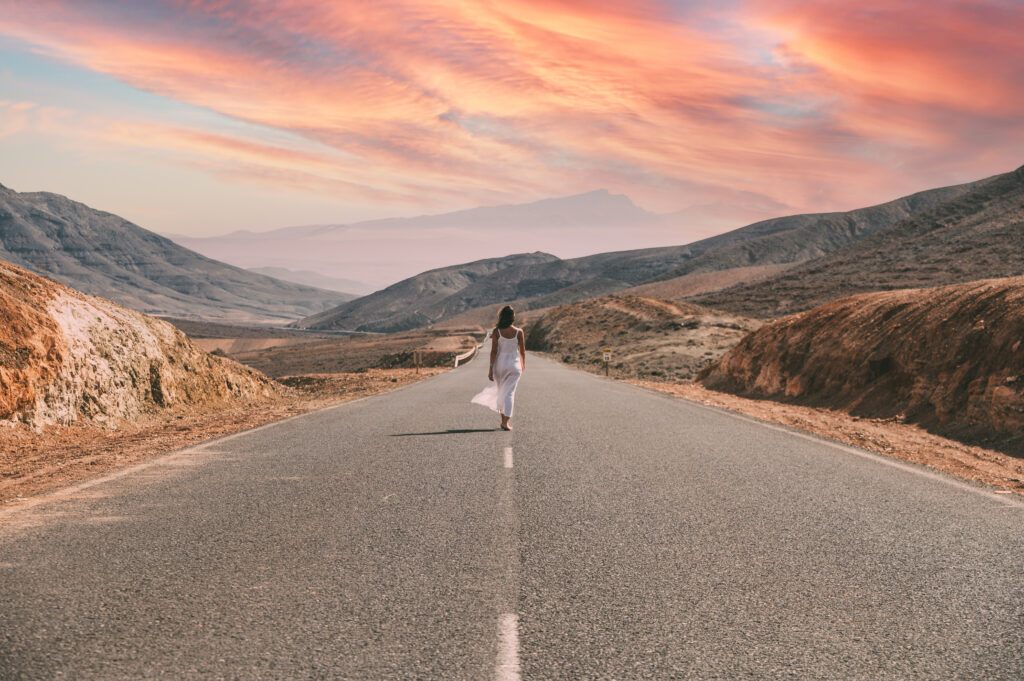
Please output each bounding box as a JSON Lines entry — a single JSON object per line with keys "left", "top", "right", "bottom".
{"left": 651, "top": 176, "right": 985, "bottom": 283}
{"left": 294, "top": 252, "right": 561, "bottom": 332}
{"left": 700, "top": 277, "right": 1024, "bottom": 454}
{"left": 296, "top": 171, "right": 994, "bottom": 333}
{"left": 0, "top": 183, "right": 346, "bottom": 322}
{"left": 526, "top": 295, "right": 760, "bottom": 381}
{"left": 694, "top": 165, "right": 1024, "bottom": 317}
{"left": 0, "top": 260, "right": 278, "bottom": 429}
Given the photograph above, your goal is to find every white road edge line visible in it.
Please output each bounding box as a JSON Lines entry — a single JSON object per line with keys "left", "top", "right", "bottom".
{"left": 504, "top": 446, "right": 514, "bottom": 469}
{"left": 677, "top": 395, "right": 1024, "bottom": 509}
{"left": 550, "top": 355, "right": 1024, "bottom": 509}
{"left": 495, "top": 612, "right": 521, "bottom": 681}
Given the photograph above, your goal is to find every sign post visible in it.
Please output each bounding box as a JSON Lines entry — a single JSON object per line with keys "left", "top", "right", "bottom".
{"left": 602, "top": 347, "right": 612, "bottom": 376}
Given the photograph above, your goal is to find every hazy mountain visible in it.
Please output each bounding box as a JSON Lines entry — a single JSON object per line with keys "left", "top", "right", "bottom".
{"left": 0, "top": 183, "right": 346, "bottom": 322}
{"left": 651, "top": 178, "right": 988, "bottom": 282}
{"left": 170, "top": 190, "right": 663, "bottom": 290}
{"left": 692, "top": 165, "right": 1024, "bottom": 317}
{"left": 296, "top": 173, "right": 992, "bottom": 333}
{"left": 247, "top": 267, "right": 367, "bottom": 296}
{"left": 294, "top": 252, "right": 561, "bottom": 333}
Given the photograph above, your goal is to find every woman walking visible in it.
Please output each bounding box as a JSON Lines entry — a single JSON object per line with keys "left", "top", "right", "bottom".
{"left": 471, "top": 305, "right": 526, "bottom": 430}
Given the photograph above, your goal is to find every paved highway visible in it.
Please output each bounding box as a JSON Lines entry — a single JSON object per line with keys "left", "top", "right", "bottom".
{"left": 1, "top": 354, "right": 1022, "bottom": 679}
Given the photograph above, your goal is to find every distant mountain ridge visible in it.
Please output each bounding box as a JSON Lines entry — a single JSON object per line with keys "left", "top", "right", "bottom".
{"left": 246, "top": 267, "right": 367, "bottom": 296}
{"left": 651, "top": 180, "right": 984, "bottom": 281}
{"left": 692, "top": 165, "right": 1024, "bottom": 316}
{"left": 0, "top": 184, "right": 347, "bottom": 322}
{"left": 296, "top": 173, "right": 992, "bottom": 332}
{"left": 170, "top": 189, "right": 662, "bottom": 289}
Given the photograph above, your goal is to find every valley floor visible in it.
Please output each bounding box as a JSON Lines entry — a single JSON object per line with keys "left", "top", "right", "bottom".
{"left": 0, "top": 368, "right": 446, "bottom": 504}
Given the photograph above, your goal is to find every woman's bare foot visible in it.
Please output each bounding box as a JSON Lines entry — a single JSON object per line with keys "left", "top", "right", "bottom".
{"left": 500, "top": 415, "right": 511, "bottom": 430}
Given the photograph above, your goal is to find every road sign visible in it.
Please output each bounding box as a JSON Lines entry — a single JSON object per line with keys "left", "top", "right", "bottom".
{"left": 602, "top": 348, "right": 612, "bottom": 363}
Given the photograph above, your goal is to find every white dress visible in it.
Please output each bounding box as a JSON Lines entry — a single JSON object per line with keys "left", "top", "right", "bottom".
{"left": 471, "top": 328, "right": 523, "bottom": 417}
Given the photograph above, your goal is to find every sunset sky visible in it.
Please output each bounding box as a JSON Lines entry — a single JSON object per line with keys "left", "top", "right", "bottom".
{"left": 0, "top": 0, "right": 1021, "bottom": 247}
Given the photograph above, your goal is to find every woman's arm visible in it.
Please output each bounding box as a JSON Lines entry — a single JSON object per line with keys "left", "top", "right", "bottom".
{"left": 488, "top": 329, "right": 498, "bottom": 381}
{"left": 518, "top": 328, "right": 526, "bottom": 370}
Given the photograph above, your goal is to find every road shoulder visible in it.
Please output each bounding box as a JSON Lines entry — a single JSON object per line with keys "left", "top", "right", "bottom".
{"left": 1, "top": 368, "right": 448, "bottom": 507}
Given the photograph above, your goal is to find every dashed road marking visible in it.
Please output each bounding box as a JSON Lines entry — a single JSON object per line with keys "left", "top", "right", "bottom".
{"left": 495, "top": 613, "right": 521, "bottom": 681}
{"left": 504, "top": 447, "right": 514, "bottom": 469}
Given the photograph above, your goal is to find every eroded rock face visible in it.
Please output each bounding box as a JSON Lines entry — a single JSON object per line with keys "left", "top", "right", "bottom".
{"left": 700, "top": 277, "right": 1024, "bottom": 448}
{"left": 0, "top": 261, "right": 278, "bottom": 429}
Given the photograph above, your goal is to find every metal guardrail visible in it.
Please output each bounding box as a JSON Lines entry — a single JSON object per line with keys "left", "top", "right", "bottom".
{"left": 453, "top": 332, "right": 488, "bottom": 368}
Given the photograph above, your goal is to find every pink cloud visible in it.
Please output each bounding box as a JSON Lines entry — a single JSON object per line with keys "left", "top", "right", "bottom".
{"left": 754, "top": 1, "right": 1023, "bottom": 112}
{"left": 0, "top": 0, "right": 1021, "bottom": 219}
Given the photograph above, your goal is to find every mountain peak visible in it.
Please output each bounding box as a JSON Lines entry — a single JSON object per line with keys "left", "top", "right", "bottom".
{"left": 0, "top": 185, "right": 348, "bottom": 321}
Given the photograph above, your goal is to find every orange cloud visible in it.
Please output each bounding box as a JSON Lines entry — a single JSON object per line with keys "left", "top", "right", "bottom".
{"left": 0, "top": 0, "right": 1021, "bottom": 218}
{"left": 754, "top": 1, "right": 1023, "bottom": 112}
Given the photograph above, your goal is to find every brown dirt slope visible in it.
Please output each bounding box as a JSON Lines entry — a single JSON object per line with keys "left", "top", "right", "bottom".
{"left": 0, "top": 260, "right": 277, "bottom": 429}
{"left": 700, "top": 276, "right": 1024, "bottom": 455}
{"left": 695, "top": 164, "right": 1024, "bottom": 317}
{"left": 526, "top": 295, "right": 760, "bottom": 381}
{"left": 0, "top": 263, "right": 66, "bottom": 419}
{"left": 622, "top": 263, "right": 794, "bottom": 301}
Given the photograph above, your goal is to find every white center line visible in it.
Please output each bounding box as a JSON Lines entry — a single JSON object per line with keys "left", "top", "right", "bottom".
{"left": 495, "top": 446, "right": 520, "bottom": 679}
{"left": 495, "top": 612, "right": 521, "bottom": 681}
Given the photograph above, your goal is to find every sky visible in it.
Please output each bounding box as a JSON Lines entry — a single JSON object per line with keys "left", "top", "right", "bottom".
{"left": 0, "top": 0, "right": 1022, "bottom": 248}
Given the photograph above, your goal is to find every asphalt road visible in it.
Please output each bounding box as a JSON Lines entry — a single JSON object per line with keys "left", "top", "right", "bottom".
{"left": 1, "top": 354, "right": 1022, "bottom": 680}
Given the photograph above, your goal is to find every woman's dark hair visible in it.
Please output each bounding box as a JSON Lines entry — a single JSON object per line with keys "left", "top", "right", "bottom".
{"left": 496, "top": 305, "right": 515, "bottom": 329}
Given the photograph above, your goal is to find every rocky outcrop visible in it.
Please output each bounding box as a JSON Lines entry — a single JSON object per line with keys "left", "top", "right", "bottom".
{"left": 0, "top": 261, "right": 278, "bottom": 429}
{"left": 700, "top": 277, "right": 1024, "bottom": 453}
